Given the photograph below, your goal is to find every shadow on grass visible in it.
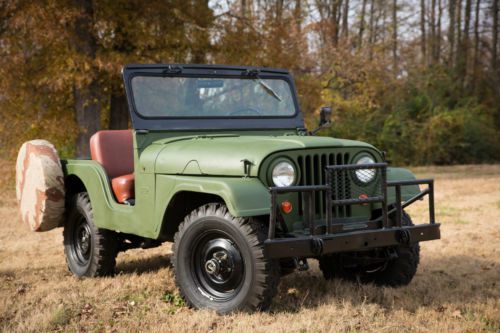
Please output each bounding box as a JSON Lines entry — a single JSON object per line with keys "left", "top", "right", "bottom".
{"left": 102, "top": 251, "right": 498, "bottom": 313}
{"left": 271, "top": 254, "right": 498, "bottom": 313}
{"left": 115, "top": 253, "right": 172, "bottom": 275}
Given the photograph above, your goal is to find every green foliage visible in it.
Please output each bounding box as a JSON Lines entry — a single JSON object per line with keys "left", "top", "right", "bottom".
{"left": 322, "top": 60, "right": 499, "bottom": 165}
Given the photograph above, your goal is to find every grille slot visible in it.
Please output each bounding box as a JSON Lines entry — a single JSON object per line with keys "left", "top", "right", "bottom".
{"left": 297, "top": 152, "right": 351, "bottom": 219}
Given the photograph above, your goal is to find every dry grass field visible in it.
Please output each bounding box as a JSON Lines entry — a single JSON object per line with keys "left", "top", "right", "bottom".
{"left": 0, "top": 162, "right": 499, "bottom": 333}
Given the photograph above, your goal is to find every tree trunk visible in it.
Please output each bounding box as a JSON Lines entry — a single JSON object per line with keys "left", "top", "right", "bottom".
{"left": 448, "top": 0, "right": 456, "bottom": 66}
{"left": 455, "top": 0, "right": 462, "bottom": 67}
{"left": 72, "top": 0, "right": 101, "bottom": 158}
{"left": 430, "top": 0, "right": 436, "bottom": 64}
{"left": 493, "top": 0, "right": 499, "bottom": 72}
{"left": 341, "top": 0, "right": 349, "bottom": 41}
{"left": 392, "top": 0, "right": 398, "bottom": 73}
{"left": 109, "top": 82, "right": 129, "bottom": 130}
{"left": 368, "top": 0, "right": 375, "bottom": 58}
{"left": 472, "top": 0, "right": 481, "bottom": 87}
{"left": 420, "top": 0, "right": 427, "bottom": 65}
{"left": 436, "top": 0, "right": 442, "bottom": 61}
{"left": 460, "top": 0, "right": 472, "bottom": 81}
{"left": 295, "top": 0, "right": 302, "bottom": 32}
{"left": 331, "top": 0, "right": 340, "bottom": 47}
{"left": 358, "top": 0, "right": 368, "bottom": 49}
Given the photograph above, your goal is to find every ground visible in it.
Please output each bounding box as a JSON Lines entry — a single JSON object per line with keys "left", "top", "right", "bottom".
{"left": 0, "top": 163, "right": 499, "bottom": 333}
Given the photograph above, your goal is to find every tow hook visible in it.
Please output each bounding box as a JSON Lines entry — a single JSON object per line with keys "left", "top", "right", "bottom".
{"left": 310, "top": 237, "right": 324, "bottom": 256}
{"left": 294, "top": 258, "right": 309, "bottom": 271}
{"left": 396, "top": 229, "right": 411, "bottom": 245}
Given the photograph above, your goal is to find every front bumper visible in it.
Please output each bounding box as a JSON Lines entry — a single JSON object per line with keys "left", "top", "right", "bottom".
{"left": 264, "top": 163, "right": 440, "bottom": 259}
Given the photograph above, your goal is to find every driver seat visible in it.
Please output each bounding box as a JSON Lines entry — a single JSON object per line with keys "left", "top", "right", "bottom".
{"left": 90, "top": 130, "right": 135, "bottom": 204}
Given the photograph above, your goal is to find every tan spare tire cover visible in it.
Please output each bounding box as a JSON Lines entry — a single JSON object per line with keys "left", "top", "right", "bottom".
{"left": 15, "top": 140, "right": 65, "bottom": 232}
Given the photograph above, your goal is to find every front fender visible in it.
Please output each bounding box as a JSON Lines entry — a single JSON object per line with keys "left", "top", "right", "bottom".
{"left": 386, "top": 167, "right": 420, "bottom": 203}
{"left": 155, "top": 175, "right": 271, "bottom": 220}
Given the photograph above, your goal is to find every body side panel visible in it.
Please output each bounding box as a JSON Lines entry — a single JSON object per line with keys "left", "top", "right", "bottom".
{"left": 63, "top": 159, "right": 157, "bottom": 238}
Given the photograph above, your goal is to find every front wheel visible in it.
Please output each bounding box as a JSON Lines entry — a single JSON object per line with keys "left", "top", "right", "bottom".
{"left": 172, "top": 203, "right": 279, "bottom": 313}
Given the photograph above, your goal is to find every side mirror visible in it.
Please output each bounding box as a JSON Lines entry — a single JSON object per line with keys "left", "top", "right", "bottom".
{"left": 319, "top": 106, "right": 332, "bottom": 126}
{"left": 310, "top": 106, "right": 333, "bottom": 136}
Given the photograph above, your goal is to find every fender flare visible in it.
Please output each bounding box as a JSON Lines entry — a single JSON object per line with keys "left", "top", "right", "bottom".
{"left": 386, "top": 167, "right": 420, "bottom": 204}
{"left": 155, "top": 175, "right": 271, "bottom": 221}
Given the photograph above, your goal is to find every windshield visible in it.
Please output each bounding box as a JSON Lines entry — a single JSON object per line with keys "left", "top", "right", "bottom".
{"left": 131, "top": 76, "right": 297, "bottom": 118}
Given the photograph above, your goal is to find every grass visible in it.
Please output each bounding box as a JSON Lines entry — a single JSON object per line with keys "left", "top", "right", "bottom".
{"left": 1, "top": 162, "right": 499, "bottom": 332}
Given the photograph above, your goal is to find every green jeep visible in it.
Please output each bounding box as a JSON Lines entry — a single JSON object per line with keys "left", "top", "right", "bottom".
{"left": 18, "top": 64, "right": 440, "bottom": 313}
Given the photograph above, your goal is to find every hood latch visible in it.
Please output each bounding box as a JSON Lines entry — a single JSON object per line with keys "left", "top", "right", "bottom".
{"left": 240, "top": 159, "right": 254, "bottom": 178}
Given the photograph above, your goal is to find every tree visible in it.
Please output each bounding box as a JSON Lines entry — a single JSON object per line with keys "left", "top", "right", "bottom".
{"left": 358, "top": 0, "right": 368, "bottom": 49}
{"left": 421, "top": 0, "right": 427, "bottom": 64}
{"left": 493, "top": 0, "right": 499, "bottom": 72}
{"left": 392, "top": 0, "right": 398, "bottom": 72}
{"left": 472, "top": 0, "right": 481, "bottom": 88}
{"left": 448, "top": 0, "right": 456, "bottom": 66}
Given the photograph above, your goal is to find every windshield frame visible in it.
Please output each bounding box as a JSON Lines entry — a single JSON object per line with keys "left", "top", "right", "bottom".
{"left": 122, "top": 64, "right": 305, "bottom": 131}
{"left": 129, "top": 74, "right": 299, "bottom": 120}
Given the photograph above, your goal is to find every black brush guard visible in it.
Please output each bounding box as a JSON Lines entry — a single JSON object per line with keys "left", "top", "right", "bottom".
{"left": 264, "top": 163, "right": 440, "bottom": 259}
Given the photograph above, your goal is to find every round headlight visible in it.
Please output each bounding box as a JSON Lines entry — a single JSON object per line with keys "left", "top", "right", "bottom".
{"left": 355, "top": 155, "right": 376, "bottom": 183}
{"left": 272, "top": 161, "right": 295, "bottom": 187}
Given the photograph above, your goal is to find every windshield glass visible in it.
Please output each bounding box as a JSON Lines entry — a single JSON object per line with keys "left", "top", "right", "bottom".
{"left": 131, "top": 76, "right": 296, "bottom": 118}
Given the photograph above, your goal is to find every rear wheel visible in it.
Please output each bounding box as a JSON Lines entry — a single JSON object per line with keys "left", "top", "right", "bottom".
{"left": 173, "top": 203, "right": 280, "bottom": 313}
{"left": 63, "top": 192, "right": 118, "bottom": 277}
{"left": 319, "top": 212, "right": 420, "bottom": 286}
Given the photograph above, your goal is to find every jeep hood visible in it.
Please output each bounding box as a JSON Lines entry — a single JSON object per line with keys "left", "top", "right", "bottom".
{"left": 153, "top": 135, "right": 377, "bottom": 177}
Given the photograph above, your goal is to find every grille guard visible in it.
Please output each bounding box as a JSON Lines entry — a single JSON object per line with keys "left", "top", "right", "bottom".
{"left": 265, "top": 163, "right": 440, "bottom": 259}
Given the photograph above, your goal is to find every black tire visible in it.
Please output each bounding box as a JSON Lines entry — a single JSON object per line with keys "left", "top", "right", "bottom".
{"left": 63, "top": 192, "right": 118, "bottom": 277}
{"left": 172, "top": 203, "right": 280, "bottom": 313}
{"left": 319, "top": 212, "right": 420, "bottom": 287}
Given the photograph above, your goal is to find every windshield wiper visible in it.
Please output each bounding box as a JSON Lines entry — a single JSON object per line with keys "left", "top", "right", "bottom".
{"left": 254, "top": 78, "right": 283, "bottom": 102}
{"left": 242, "top": 69, "right": 282, "bottom": 102}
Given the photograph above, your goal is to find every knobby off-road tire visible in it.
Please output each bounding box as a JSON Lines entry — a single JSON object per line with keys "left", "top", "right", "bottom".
{"left": 173, "top": 203, "right": 280, "bottom": 314}
{"left": 63, "top": 192, "right": 118, "bottom": 277}
{"left": 319, "top": 212, "right": 420, "bottom": 287}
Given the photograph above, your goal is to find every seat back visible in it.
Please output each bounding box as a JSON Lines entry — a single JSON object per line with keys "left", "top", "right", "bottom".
{"left": 90, "top": 130, "right": 134, "bottom": 179}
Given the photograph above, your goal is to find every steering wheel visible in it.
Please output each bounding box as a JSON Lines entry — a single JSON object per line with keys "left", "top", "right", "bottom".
{"left": 229, "top": 107, "right": 262, "bottom": 116}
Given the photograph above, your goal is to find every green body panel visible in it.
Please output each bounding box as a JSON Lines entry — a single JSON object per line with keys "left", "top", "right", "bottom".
{"left": 155, "top": 175, "right": 270, "bottom": 221}
{"left": 386, "top": 167, "right": 420, "bottom": 202}
{"left": 64, "top": 160, "right": 155, "bottom": 238}
{"left": 63, "top": 159, "right": 270, "bottom": 239}
{"left": 148, "top": 133, "right": 375, "bottom": 177}
{"left": 63, "top": 129, "right": 420, "bottom": 239}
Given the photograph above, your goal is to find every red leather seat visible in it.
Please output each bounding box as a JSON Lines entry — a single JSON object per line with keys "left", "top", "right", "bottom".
{"left": 90, "top": 130, "right": 135, "bottom": 204}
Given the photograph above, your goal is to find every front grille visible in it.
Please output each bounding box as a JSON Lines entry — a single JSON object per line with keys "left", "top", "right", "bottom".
{"left": 296, "top": 152, "right": 351, "bottom": 218}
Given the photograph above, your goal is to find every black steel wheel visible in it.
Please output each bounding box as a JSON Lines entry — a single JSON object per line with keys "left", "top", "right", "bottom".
{"left": 63, "top": 192, "right": 118, "bottom": 277}
{"left": 173, "top": 203, "right": 280, "bottom": 313}
{"left": 319, "top": 211, "right": 420, "bottom": 287}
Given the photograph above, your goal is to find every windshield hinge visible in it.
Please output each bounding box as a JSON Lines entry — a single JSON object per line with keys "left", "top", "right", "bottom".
{"left": 297, "top": 127, "right": 308, "bottom": 136}
{"left": 242, "top": 69, "right": 260, "bottom": 77}
{"left": 163, "top": 65, "right": 182, "bottom": 75}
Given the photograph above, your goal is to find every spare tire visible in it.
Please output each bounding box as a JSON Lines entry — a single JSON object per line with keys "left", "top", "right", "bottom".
{"left": 16, "top": 140, "right": 65, "bottom": 232}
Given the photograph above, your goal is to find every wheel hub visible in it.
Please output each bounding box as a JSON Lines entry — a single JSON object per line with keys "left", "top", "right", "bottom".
{"left": 79, "top": 228, "right": 90, "bottom": 254}
{"left": 204, "top": 251, "right": 232, "bottom": 277}
{"left": 193, "top": 235, "right": 244, "bottom": 300}
{"left": 72, "top": 218, "right": 92, "bottom": 264}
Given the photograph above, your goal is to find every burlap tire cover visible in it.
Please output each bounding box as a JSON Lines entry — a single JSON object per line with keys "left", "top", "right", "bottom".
{"left": 16, "top": 140, "right": 65, "bottom": 232}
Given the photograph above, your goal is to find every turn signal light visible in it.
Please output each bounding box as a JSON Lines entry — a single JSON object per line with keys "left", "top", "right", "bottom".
{"left": 359, "top": 193, "right": 369, "bottom": 206}
{"left": 281, "top": 201, "right": 293, "bottom": 214}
